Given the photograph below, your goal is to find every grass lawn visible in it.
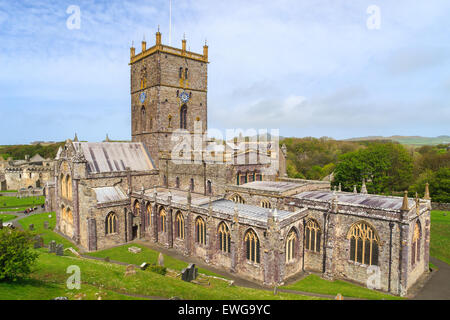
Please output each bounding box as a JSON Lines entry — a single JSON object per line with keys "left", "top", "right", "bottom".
{"left": 430, "top": 210, "right": 450, "bottom": 265}
{"left": 15, "top": 251, "right": 320, "bottom": 300}
{"left": 0, "top": 213, "right": 17, "bottom": 222}
{"left": 282, "top": 274, "right": 402, "bottom": 300}
{"left": 0, "top": 196, "right": 45, "bottom": 209}
{"left": 0, "top": 207, "right": 32, "bottom": 212}
{"left": 0, "top": 190, "right": 17, "bottom": 193}
{"left": 87, "top": 243, "right": 225, "bottom": 278}
{"left": 18, "top": 212, "right": 77, "bottom": 250}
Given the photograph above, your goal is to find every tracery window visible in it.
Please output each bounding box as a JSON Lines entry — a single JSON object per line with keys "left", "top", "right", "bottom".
{"left": 146, "top": 203, "right": 152, "bottom": 227}
{"left": 348, "top": 221, "right": 379, "bottom": 266}
{"left": 305, "top": 219, "right": 321, "bottom": 252}
{"left": 176, "top": 211, "right": 185, "bottom": 239}
{"left": 105, "top": 212, "right": 117, "bottom": 235}
{"left": 195, "top": 216, "right": 206, "bottom": 245}
{"left": 260, "top": 199, "right": 271, "bottom": 209}
{"left": 159, "top": 208, "right": 167, "bottom": 233}
{"left": 133, "top": 201, "right": 140, "bottom": 217}
{"left": 412, "top": 221, "right": 421, "bottom": 266}
{"left": 245, "top": 229, "right": 260, "bottom": 263}
{"left": 231, "top": 194, "right": 245, "bottom": 204}
{"left": 286, "top": 229, "right": 297, "bottom": 262}
{"left": 218, "top": 222, "right": 231, "bottom": 253}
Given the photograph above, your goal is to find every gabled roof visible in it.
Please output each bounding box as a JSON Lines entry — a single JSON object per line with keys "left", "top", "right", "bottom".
{"left": 73, "top": 142, "right": 155, "bottom": 173}
{"left": 29, "top": 154, "right": 45, "bottom": 163}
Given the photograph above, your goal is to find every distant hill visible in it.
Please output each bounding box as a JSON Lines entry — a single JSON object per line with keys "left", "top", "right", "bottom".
{"left": 343, "top": 135, "right": 450, "bottom": 146}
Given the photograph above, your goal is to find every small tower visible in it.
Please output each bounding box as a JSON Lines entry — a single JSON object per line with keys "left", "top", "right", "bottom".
{"left": 73, "top": 133, "right": 79, "bottom": 142}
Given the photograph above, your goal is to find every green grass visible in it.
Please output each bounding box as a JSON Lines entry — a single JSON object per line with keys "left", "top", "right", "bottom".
{"left": 19, "top": 251, "right": 320, "bottom": 300}
{"left": 282, "top": 274, "right": 402, "bottom": 300}
{"left": 18, "top": 212, "right": 77, "bottom": 250}
{"left": 0, "top": 213, "right": 17, "bottom": 222}
{"left": 0, "top": 206, "right": 33, "bottom": 212}
{"left": 0, "top": 277, "right": 145, "bottom": 300}
{"left": 0, "top": 196, "right": 45, "bottom": 209}
{"left": 0, "top": 190, "right": 17, "bottom": 193}
{"left": 87, "top": 243, "right": 225, "bottom": 278}
{"left": 430, "top": 210, "right": 450, "bottom": 265}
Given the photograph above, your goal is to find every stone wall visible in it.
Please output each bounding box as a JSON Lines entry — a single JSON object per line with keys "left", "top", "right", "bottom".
{"left": 431, "top": 202, "right": 450, "bottom": 211}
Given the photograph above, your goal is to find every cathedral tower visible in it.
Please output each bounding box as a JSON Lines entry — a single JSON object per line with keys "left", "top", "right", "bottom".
{"left": 130, "top": 31, "right": 209, "bottom": 167}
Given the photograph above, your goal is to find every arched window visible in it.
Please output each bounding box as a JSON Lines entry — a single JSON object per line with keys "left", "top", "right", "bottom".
{"left": 207, "top": 180, "right": 212, "bottom": 195}
{"left": 179, "top": 67, "right": 183, "bottom": 79}
{"left": 260, "top": 199, "right": 271, "bottom": 209}
{"left": 66, "top": 208, "right": 73, "bottom": 224}
{"left": 180, "top": 105, "right": 187, "bottom": 129}
{"left": 245, "top": 229, "right": 260, "bottom": 263}
{"left": 159, "top": 207, "right": 166, "bottom": 233}
{"left": 305, "top": 219, "right": 321, "bottom": 252}
{"left": 348, "top": 221, "right": 380, "bottom": 266}
{"left": 60, "top": 174, "right": 65, "bottom": 198}
{"left": 412, "top": 221, "right": 421, "bottom": 266}
{"left": 105, "top": 212, "right": 117, "bottom": 235}
{"left": 231, "top": 194, "right": 245, "bottom": 204}
{"left": 141, "top": 106, "right": 146, "bottom": 132}
{"left": 190, "top": 178, "right": 194, "bottom": 192}
{"left": 163, "top": 175, "right": 168, "bottom": 187}
{"left": 146, "top": 203, "right": 152, "bottom": 228}
{"left": 176, "top": 212, "right": 185, "bottom": 239}
{"left": 66, "top": 175, "right": 72, "bottom": 200}
{"left": 185, "top": 68, "right": 188, "bottom": 80}
{"left": 286, "top": 229, "right": 297, "bottom": 262}
{"left": 61, "top": 205, "right": 65, "bottom": 221}
{"left": 195, "top": 216, "right": 206, "bottom": 245}
{"left": 176, "top": 177, "right": 180, "bottom": 189}
{"left": 168, "top": 114, "right": 172, "bottom": 128}
{"left": 218, "top": 222, "right": 231, "bottom": 253}
{"left": 133, "top": 200, "right": 140, "bottom": 217}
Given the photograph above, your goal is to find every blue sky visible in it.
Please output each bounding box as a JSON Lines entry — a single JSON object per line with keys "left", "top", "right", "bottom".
{"left": 0, "top": 0, "right": 449, "bottom": 144}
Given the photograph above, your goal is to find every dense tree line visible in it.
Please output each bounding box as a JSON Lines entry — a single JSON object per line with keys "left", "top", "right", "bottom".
{"left": 0, "top": 142, "right": 64, "bottom": 161}
{"left": 281, "top": 137, "right": 450, "bottom": 203}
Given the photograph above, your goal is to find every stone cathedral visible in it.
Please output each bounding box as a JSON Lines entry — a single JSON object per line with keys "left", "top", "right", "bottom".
{"left": 48, "top": 31, "right": 431, "bottom": 297}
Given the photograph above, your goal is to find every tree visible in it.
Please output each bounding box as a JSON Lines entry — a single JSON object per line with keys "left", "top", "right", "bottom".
{"left": 333, "top": 142, "right": 413, "bottom": 194}
{"left": 0, "top": 228, "right": 39, "bottom": 281}
{"left": 429, "top": 167, "right": 450, "bottom": 203}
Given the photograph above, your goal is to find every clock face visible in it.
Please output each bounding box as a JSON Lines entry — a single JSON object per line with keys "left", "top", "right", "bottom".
{"left": 139, "top": 92, "right": 146, "bottom": 103}
{"left": 180, "top": 91, "right": 189, "bottom": 103}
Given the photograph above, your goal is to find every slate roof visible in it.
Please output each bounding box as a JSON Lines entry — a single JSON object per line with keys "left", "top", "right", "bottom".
{"left": 238, "top": 181, "right": 307, "bottom": 192}
{"left": 93, "top": 186, "right": 128, "bottom": 204}
{"left": 29, "top": 154, "right": 45, "bottom": 163}
{"left": 200, "top": 199, "right": 296, "bottom": 222}
{"left": 73, "top": 142, "right": 155, "bottom": 173}
{"left": 294, "top": 191, "right": 415, "bottom": 210}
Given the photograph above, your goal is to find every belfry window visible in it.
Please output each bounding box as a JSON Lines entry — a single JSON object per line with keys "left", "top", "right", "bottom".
{"left": 141, "top": 106, "right": 146, "bottom": 132}
{"left": 180, "top": 105, "right": 187, "bottom": 129}
{"left": 185, "top": 68, "right": 188, "bottom": 80}
{"left": 179, "top": 67, "right": 183, "bottom": 79}
{"left": 348, "top": 221, "right": 379, "bottom": 266}
{"left": 305, "top": 219, "right": 321, "bottom": 252}
{"left": 190, "top": 178, "right": 194, "bottom": 192}
{"left": 245, "top": 229, "right": 260, "bottom": 263}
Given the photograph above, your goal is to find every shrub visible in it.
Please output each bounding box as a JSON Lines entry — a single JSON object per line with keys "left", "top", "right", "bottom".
{"left": 148, "top": 264, "right": 167, "bottom": 276}
{"left": 0, "top": 228, "right": 39, "bottom": 281}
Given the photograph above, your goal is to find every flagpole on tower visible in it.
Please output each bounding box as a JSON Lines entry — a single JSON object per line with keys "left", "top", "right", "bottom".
{"left": 169, "top": 0, "right": 172, "bottom": 46}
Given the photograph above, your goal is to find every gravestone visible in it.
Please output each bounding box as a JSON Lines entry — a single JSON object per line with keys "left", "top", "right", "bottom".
{"left": 55, "top": 244, "right": 64, "bottom": 256}
{"left": 43, "top": 221, "right": 49, "bottom": 229}
{"left": 181, "top": 268, "right": 189, "bottom": 282}
{"left": 33, "top": 235, "right": 43, "bottom": 249}
{"left": 0, "top": 219, "right": 3, "bottom": 229}
{"left": 53, "top": 297, "right": 68, "bottom": 300}
{"left": 29, "top": 224, "right": 34, "bottom": 231}
{"left": 104, "top": 256, "right": 110, "bottom": 262}
{"left": 128, "top": 246, "right": 142, "bottom": 254}
{"left": 48, "top": 240, "right": 56, "bottom": 253}
{"left": 158, "top": 252, "right": 164, "bottom": 266}
{"left": 124, "top": 265, "right": 136, "bottom": 276}
{"left": 273, "top": 286, "right": 278, "bottom": 295}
